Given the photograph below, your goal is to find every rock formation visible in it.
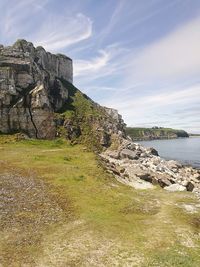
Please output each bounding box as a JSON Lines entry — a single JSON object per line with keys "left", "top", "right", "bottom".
{"left": 0, "top": 39, "right": 72, "bottom": 138}
{"left": 0, "top": 40, "right": 126, "bottom": 146}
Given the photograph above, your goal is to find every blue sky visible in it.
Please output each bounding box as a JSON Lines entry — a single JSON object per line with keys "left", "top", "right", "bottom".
{"left": 0, "top": 0, "right": 200, "bottom": 133}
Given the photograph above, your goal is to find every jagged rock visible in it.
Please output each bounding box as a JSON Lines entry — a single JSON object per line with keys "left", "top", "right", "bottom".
{"left": 146, "top": 147, "right": 159, "bottom": 156}
{"left": 157, "top": 177, "right": 172, "bottom": 188}
{"left": 0, "top": 39, "right": 72, "bottom": 138}
{"left": 120, "top": 149, "right": 139, "bottom": 160}
{"left": 167, "top": 160, "right": 182, "bottom": 169}
{"left": 136, "top": 173, "right": 152, "bottom": 183}
{"left": 164, "top": 184, "right": 186, "bottom": 192}
{"left": 108, "top": 151, "right": 120, "bottom": 159}
{"left": 186, "top": 182, "right": 195, "bottom": 192}
{"left": 0, "top": 40, "right": 126, "bottom": 145}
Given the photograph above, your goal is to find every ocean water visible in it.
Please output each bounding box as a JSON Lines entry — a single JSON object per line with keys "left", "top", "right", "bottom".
{"left": 138, "top": 137, "right": 200, "bottom": 169}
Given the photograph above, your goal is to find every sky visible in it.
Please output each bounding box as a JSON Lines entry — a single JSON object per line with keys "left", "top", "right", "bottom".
{"left": 0, "top": 0, "right": 200, "bottom": 133}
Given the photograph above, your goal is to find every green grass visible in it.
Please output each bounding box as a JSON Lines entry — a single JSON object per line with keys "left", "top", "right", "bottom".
{"left": 0, "top": 135, "right": 200, "bottom": 266}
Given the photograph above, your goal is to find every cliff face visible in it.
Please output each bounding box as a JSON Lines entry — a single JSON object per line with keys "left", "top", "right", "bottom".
{"left": 0, "top": 39, "right": 73, "bottom": 139}
{"left": 0, "top": 40, "right": 126, "bottom": 147}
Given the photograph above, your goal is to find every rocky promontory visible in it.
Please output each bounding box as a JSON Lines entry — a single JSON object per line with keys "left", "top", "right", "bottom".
{"left": 126, "top": 127, "right": 189, "bottom": 141}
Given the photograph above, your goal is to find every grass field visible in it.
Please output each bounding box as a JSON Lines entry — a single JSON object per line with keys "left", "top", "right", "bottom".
{"left": 0, "top": 135, "right": 200, "bottom": 266}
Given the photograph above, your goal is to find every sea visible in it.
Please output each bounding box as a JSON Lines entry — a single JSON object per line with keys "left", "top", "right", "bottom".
{"left": 138, "top": 137, "right": 200, "bottom": 169}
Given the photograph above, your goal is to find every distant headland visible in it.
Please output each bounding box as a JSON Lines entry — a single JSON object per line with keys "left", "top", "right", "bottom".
{"left": 126, "top": 126, "right": 189, "bottom": 141}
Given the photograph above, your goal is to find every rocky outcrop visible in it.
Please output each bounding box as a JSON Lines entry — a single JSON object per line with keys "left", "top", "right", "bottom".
{"left": 0, "top": 40, "right": 126, "bottom": 146}
{"left": 0, "top": 39, "right": 72, "bottom": 138}
{"left": 100, "top": 139, "right": 200, "bottom": 196}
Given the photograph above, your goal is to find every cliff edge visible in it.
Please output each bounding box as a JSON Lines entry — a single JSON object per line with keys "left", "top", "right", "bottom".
{"left": 0, "top": 40, "right": 126, "bottom": 147}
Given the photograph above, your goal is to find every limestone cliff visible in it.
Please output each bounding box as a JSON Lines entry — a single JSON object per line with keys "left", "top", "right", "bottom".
{"left": 0, "top": 40, "right": 126, "bottom": 147}
{"left": 0, "top": 39, "right": 72, "bottom": 138}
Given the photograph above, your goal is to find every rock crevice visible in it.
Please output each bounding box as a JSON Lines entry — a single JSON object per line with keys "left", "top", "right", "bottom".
{"left": 0, "top": 40, "right": 72, "bottom": 138}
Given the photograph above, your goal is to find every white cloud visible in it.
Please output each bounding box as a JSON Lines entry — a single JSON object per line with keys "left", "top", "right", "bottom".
{"left": 0, "top": 0, "right": 92, "bottom": 52}
{"left": 74, "top": 50, "right": 110, "bottom": 77}
{"left": 35, "top": 13, "right": 92, "bottom": 51}
{"left": 129, "top": 16, "right": 200, "bottom": 81}
{"left": 101, "top": 84, "right": 200, "bottom": 132}
{"left": 74, "top": 44, "right": 129, "bottom": 84}
{"left": 103, "top": 84, "right": 200, "bottom": 112}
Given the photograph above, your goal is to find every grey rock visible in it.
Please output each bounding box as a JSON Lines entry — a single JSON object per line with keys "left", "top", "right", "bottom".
{"left": 164, "top": 184, "right": 186, "bottom": 192}
{"left": 137, "top": 173, "right": 152, "bottom": 183}
{"left": 0, "top": 39, "right": 73, "bottom": 139}
{"left": 146, "top": 147, "right": 159, "bottom": 156}
{"left": 120, "top": 149, "right": 139, "bottom": 160}
{"left": 157, "top": 177, "right": 172, "bottom": 187}
{"left": 186, "top": 181, "right": 195, "bottom": 192}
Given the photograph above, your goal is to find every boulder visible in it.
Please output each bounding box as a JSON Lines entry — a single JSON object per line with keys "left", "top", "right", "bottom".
{"left": 167, "top": 160, "right": 182, "bottom": 169}
{"left": 146, "top": 147, "right": 159, "bottom": 156}
{"left": 120, "top": 149, "right": 139, "bottom": 160}
{"left": 186, "top": 182, "right": 195, "bottom": 192}
{"left": 108, "top": 151, "right": 120, "bottom": 159}
{"left": 164, "top": 184, "right": 186, "bottom": 192}
{"left": 157, "top": 177, "right": 172, "bottom": 187}
{"left": 137, "top": 173, "right": 152, "bottom": 183}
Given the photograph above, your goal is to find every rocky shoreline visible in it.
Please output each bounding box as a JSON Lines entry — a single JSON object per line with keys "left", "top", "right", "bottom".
{"left": 100, "top": 139, "right": 200, "bottom": 197}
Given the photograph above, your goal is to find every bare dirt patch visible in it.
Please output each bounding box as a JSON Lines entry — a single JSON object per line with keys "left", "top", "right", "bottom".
{"left": 0, "top": 172, "right": 73, "bottom": 267}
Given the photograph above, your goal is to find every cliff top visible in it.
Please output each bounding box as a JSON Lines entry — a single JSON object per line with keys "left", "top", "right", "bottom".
{"left": 0, "top": 39, "right": 72, "bottom": 61}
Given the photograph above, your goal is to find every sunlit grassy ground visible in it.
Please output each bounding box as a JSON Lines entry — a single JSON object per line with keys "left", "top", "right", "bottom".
{"left": 0, "top": 135, "right": 200, "bottom": 266}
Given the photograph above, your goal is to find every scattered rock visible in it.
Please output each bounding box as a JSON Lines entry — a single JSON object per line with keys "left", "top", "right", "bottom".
{"left": 100, "top": 138, "right": 200, "bottom": 195}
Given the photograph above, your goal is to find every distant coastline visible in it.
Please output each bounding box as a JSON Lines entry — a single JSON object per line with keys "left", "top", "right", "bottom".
{"left": 126, "top": 127, "right": 189, "bottom": 141}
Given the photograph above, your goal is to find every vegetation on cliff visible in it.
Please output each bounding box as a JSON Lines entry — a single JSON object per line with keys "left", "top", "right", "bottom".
{"left": 126, "top": 127, "right": 189, "bottom": 141}
{"left": 54, "top": 79, "right": 125, "bottom": 151}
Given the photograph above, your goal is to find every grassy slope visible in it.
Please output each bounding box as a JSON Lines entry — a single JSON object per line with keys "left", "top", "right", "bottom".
{"left": 56, "top": 81, "right": 115, "bottom": 150}
{"left": 126, "top": 127, "right": 189, "bottom": 140}
{"left": 0, "top": 135, "right": 200, "bottom": 266}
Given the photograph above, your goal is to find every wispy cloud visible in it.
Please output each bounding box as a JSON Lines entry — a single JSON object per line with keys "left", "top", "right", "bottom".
{"left": 101, "top": 83, "right": 200, "bottom": 132}
{"left": 99, "top": 0, "right": 125, "bottom": 44}
{"left": 74, "top": 49, "right": 110, "bottom": 77}
{"left": 74, "top": 44, "right": 129, "bottom": 84}
{"left": 103, "top": 84, "right": 200, "bottom": 112}
{"left": 34, "top": 13, "right": 92, "bottom": 51}
{"left": 128, "top": 16, "right": 200, "bottom": 82}
{"left": 0, "top": 0, "right": 92, "bottom": 51}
